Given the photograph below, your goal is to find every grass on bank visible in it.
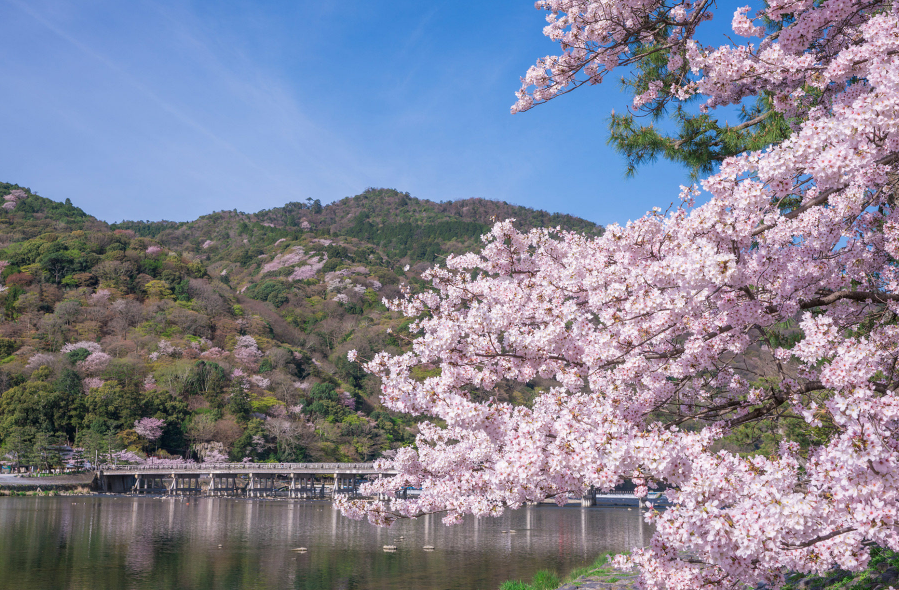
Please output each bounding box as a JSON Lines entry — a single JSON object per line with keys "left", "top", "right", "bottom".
{"left": 499, "top": 552, "right": 629, "bottom": 590}
{"left": 500, "top": 546, "right": 899, "bottom": 590}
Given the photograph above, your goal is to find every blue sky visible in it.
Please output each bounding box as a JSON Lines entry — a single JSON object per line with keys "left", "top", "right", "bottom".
{"left": 1, "top": 0, "right": 705, "bottom": 226}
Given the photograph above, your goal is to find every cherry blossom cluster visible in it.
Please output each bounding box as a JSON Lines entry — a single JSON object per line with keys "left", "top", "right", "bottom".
{"left": 249, "top": 375, "right": 271, "bottom": 389}
{"left": 513, "top": 0, "right": 899, "bottom": 128}
{"left": 200, "top": 347, "right": 228, "bottom": 359}
{"left": 233, "top": 335, "right": 262, "bottom": 363}
{"left": 288, "top": 255, "right": 327, "bottom": 280}
{"left": 196, "top": 442, "right": 229, "bottom": 463}
{"left": 134, "top": 417, "right": 165, "bottom": 441}
{"left": 338, "top": 391, "right": 356, "bottom": 410}
{"left": 88, "top": 289, "right": 112, "bottom": 305}
{"left": 25, "top": 353, "right": 55, "bottom": 371}
{"left": 148, "top": 339, "right": 180, "bottom": 361}
{"left": 202, "top": 449, "right": 230, "bottom": 464}
{"left": 2, "top": 189, "right": 26, "bottom": 211}
{"left": 61, "top": 341, "right": 102, "bottom": 354}
{"left": 78, "top": 352, "right": 111, "bottom": 375}
{"left": 262, "top": 246, "right": 306, "bottom": 273}
{"left": 339, "top": 0, "right": 899, "bottom": 584}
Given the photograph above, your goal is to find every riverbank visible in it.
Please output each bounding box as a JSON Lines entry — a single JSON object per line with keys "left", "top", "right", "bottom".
{"left": 516, "top": 546, "right": 899, "bottom": 590}
{"left": 0, "top": 473, "right": 95, "bottom": 495}
{"left": 501, "top": 553, "right": 638, "bottom": 590}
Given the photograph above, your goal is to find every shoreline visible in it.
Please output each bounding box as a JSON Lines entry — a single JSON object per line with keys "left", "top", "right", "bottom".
{"left": 0, "top": 473, "right": 96, "bottom": 495}
{"left": 501, "top": 553, "right": 639, "bottom": 590}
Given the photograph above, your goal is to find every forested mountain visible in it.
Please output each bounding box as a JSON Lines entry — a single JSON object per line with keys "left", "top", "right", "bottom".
{"left": 0, "top": 183, "right": 601, "bottom": 468}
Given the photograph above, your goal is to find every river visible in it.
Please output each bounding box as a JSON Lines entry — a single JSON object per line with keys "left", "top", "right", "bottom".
{"left": 0, "top": 496, "right": 652, "bottom": 590}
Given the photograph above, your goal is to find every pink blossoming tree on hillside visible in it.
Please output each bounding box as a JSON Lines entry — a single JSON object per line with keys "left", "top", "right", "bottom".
{"left": 134, "top": 417, "right": 165, "bottom": 442}
{"left": 233, "top": 335, "right": 262, "bottom": 363}
{"left": 337, "top": 1, "right": 899, "bottom": 588}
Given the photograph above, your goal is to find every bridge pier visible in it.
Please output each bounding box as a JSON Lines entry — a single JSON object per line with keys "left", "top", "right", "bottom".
{"left": 209, "top": 473, "right": 240, "bottom": 496}
{"left": 287, "top": 475, "right": 313, "bottom": 498}
{"left": 332, "top": 474, "right": 360, "bottom": 497}
{"left": 247, "top": 473, "right": 279, "bottom": 497}
{"left": 132, "top": 474, "right": 168, "bottom": 495}
{"left": 581, "top": 486, "right": 596, "bottom": 507}
{"left": 169, "top": 473, "right": 201, "bottom": 496}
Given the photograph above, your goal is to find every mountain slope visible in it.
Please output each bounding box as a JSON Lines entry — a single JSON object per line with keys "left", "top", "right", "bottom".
{"left": 0, "top": 184, "right": 601, "bottom": 468}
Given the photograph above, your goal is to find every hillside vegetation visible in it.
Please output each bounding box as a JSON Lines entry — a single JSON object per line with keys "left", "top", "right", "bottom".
{"left": 0, "top": 183, "right": 600, "bottom": 468}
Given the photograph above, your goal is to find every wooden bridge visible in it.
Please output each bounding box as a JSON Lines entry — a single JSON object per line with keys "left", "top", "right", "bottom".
{"left": 97, "top": 462, "right": 398, "bottom": 498}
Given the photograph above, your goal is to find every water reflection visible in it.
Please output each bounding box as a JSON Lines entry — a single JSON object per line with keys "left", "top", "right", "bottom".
{"left": 0, "top": 497, "right": 653, "bottom": 590}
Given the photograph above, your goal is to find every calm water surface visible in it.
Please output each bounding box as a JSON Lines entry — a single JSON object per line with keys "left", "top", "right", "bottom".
{"left": 0, "top": 496, "right": 652, "bottom": 590}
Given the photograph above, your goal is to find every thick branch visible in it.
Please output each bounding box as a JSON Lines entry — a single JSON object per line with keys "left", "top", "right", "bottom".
{"left": 752, "top": 153, "right": 899, "bottom": 237}
{"left": 800, "top": 290, "right": 899, "bottom": 309}
{"left": 781, "top": 528, "right": 855, "bottom": 550}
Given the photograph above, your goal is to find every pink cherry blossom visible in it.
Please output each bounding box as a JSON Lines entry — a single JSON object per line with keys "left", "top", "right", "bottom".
{"left": 62, "top": 341, "right": 102, "bottom": 354}
{"left": 262, "top": 246, "right": 307, "bottom": 273}
{"left": 78, "top": 351, "right": 111, "bottom": 374}
{"left": 233, "top": 335, "right": 262, "bottom": 363}
{"left": 134, "top": 417, "right": 165, "bottom": 441}
{"left": 25, "top": 353, "right": 55, "bottom": 371}
{"left": 201, "top": 449, "right": 229, "bottom": 464}
{"left": 338, "top": 1, "right": 899, "bottom": 587}
{"left": 89, "top": 289, "right": 111, "bottom": 305}
{"left": 249, "top": 375, "right": 270, "bottom": 389}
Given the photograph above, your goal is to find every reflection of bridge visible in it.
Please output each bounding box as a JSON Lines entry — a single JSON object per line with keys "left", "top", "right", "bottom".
{"left": 97, "top": 463, "right": 397, "bottom": 497}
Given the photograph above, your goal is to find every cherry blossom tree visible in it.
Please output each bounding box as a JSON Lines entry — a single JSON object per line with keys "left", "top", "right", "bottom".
{"left": 82, "top": 377, "right": 104, "bottom": 393}
{"left": 78, "top": 351, "right": 111, "bottom": 374}
{"left": 249, "top": 375, "right": 271, "bottom": 389}
{"left": 61, "top": 341, "right": 102, "bottom": 354}
{"left": 201, "top": 448, "right": 229, "bottom": 464}
{"left": 337, "top": 1, "right": 899, "bottom": 588}
{"left": 149, "top": 339, "right": 180, "bottom": 361}
{"left": 233, "top": 335, "right": 262, "bottom": 363}
{"left": 338, "top": 390, "right": 356, "bottom": 410}
{"left": 134, "top": 417, "right": 165, "bottom": 442}
{"left": 196, "top": 441, "right": 229, "bottom": 464}
{"left": 25, "top": 353, "right": 56, "bottom": 371}
{"left": 2, "top": 189, "right": 26, "bottom": 211}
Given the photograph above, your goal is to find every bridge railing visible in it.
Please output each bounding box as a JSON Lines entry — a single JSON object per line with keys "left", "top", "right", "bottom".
{"left": 99, "top": 462, "right": 389, "bottom": 472}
